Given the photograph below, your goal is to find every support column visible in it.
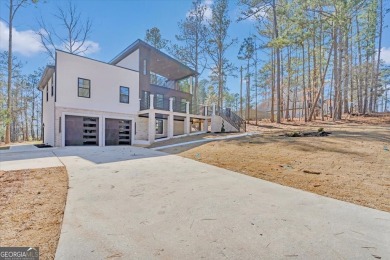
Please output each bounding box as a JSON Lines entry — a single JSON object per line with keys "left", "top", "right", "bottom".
{"left": 150, "top": 94, "right": 154, "bottom": 109}
{"left": 168, "top": 114, "right": 174, "bottom": 138}
{"left": 184, "top": 116, "right": 190, "bottom": 135}
{"left": 148, "top": 111, "right": 155, "bottom": 144}
{"left": 169, "top": 97, "right": 174, "bottom": 112}
{"left": 186, "top": 101, "right": 190, "bottom": 114}
{"left": 211, "top": 103, "right": 217, "bottom": 133}
{"left": 203, "top": 118, "right": 208, "bottom": 132}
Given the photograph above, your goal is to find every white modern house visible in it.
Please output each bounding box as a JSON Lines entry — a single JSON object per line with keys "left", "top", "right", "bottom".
{"left": 38, "top": 39, "right": 245, "bottom": 147}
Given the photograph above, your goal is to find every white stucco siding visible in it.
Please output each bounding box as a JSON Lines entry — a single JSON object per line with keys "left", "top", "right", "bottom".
{"left": 55, "top": 51, "right": 139, "bottom": 115}
{"left": 42, "top": 76, "right": 55, "bottom": 146}
{"left": 116, "top": 49, "right": 139, "bottom": 71}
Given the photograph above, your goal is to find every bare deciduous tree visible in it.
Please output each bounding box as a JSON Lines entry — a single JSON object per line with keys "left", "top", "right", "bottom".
{"left": 37, "top": 1, "right": 92, "bottom": 61}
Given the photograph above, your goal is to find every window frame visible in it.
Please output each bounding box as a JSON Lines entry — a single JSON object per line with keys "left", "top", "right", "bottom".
{"left": 119, "top": 86, "right": 130, "bottom": 104}
{"left": 155, "top": 119, "right": 163, "bottom": 134}
{"left": 78, "top": 77, "right": 91, "bottom": 98}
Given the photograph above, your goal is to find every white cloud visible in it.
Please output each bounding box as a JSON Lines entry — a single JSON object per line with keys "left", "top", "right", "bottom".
{"left": 0, "top": 20, "right": 44, "bottom": 56}
{"left": 381, "top": 47, "right": 390, "bottom": 64}
{"left": 0, "top": 21, "right": 100, "bottom": 57}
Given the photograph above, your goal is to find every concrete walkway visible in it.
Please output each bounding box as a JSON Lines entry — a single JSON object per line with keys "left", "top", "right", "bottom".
{"left": 151, "top": 133, "right": 252, "bottom": 151}
{"left": 48, "top": 146, "right": 390, "bottom": 259}
{"left": 0, "top": 149, "right": 63, "bottom": 171}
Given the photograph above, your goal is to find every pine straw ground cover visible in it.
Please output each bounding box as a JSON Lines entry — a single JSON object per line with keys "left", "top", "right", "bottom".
{"left": 160, "top": 117, "right": 390, "bottom": 212}
{"left": 0, "top": 167, "right": 68, "bottom": 259}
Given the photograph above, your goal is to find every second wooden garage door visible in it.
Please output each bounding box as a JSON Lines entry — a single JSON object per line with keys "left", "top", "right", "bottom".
{"left": 105, "top": 119, "right": 131, "bottom": 145}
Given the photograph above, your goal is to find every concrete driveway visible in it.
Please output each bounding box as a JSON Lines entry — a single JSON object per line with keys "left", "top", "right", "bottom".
{"left": 1, "top": 146, "right": 389, "bottom": 259}
{"left": 49, "top": 146, "right": 390, "bottom": 259}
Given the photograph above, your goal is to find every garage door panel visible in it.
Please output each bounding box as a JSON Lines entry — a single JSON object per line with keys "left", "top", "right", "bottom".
{"left": 105, "top": 119, "right": 131, "bottom": 146}
{"left": 65, "top": 115, "right": 99, "bottom": 146}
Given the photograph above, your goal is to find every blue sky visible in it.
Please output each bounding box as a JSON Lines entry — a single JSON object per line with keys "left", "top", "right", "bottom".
{"left": 0, "top": 0, "right": 389, "bottom": 95}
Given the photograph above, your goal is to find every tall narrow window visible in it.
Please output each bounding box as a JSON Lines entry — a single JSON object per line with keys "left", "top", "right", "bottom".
{"left": 155, "top": 119, "right": 163, "bottom": 134}
{"left": 78, "top": 78, "right": 90, "bottom": 98}
{"left": 156, "top": 94, "right": 164, "bottom": 109}
{"left": 120, "top": 86, "right": 129, "bottom": 103}
{"left": 46, "top": 84, "right": 48, "bottom": 101}
{"left": 51, "top": 79, "right": 54, "bottom": 96}
{"left": 143, "top": 60, "right": 147, "bottom": 75}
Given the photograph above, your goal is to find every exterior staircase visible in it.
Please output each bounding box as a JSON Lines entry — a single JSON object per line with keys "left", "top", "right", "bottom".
{"left": 215, "top": 106, "right": 246, "bottom": 132}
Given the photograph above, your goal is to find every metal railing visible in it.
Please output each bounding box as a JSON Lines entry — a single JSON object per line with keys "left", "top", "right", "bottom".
{"left": 173, "top": 100, "right": 187, "bottom": 113}
{"left": 154, "top": 96, "right": 170, "bottom": 111}
{"left": 140, "top": 97, "right": 150, "bottom": 110}
{"left": 216, "top": 106, "right": 246, "bottom": 132}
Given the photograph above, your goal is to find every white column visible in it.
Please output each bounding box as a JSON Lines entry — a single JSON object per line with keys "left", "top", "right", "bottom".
{"left": 203, "top": 118, "right": 208, "bottom": 132}
{"left": 99, "top": 116, "right": 104, "bottom": 146}
{"left": 212, "top": 103, "right": 216, "bottom": 116}
{"left": 138, "top": 98, "right": 141, "bottom": 110}
{"left": 168, "top": 114, "right": 174, "bottom": 138}
{"left": 186, "top": 101, "right": 190, "bottom": 114}
{"left": 148, "top": 111, "right": 155, "bottom": 144}
{"left": 150, "top": 94, "right": 154, "bottom": 109}
{"left": 169, "top": 97, "right": 174, "bottom": 112}
{"left": 184, "top": 116, "right": 190, "bottom": 135}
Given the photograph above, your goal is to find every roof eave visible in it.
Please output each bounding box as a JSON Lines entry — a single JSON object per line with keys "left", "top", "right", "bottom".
{"left": 38, "top": 65, "right": 55, "bottom": 91}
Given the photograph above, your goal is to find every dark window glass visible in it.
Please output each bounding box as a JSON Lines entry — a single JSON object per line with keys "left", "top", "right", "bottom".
{"left": 78, "top": 78, "right": 90, "bottom": 98}
{"left": 156, "top": 94, "right": 164, "bottom": 109}
{"left": 51, "top": 80, "right": 54, "bottom": 97}
{"left": 120, "top": 86, "right": 129, "bottom": 103}
{"left": 155, "top": 119, "right": 163, "bottom": 134}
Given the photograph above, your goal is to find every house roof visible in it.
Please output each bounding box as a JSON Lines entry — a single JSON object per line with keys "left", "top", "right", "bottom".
{"left": 110, "top": 39, "right": 198, "bottom": 80}
{"left": 38, "top": 65, "right": 55, "bottom": 91}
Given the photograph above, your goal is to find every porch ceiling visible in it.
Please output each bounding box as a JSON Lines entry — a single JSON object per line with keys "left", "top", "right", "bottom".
{"left": 149, "top": 49, "right": 195, "bottom": 80}
{"left": 110, "top": 39, "right": 197, "bottom": 81}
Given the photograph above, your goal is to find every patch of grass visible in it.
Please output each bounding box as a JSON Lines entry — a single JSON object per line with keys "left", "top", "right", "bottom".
{"left": 0, "top": 146, "right": 10, "bottom": 150}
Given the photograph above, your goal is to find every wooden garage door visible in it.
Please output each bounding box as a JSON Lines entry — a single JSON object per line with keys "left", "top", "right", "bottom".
{"left": 105, "top": 119, "right": 131, "bottom": 146}
{"left": 65, "top": 115, "right": 99, "bottom": 146}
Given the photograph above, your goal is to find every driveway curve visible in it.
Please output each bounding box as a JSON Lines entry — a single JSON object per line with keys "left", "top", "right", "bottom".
{"left": 53, "top": 146, "right": 389, "bottom": 259}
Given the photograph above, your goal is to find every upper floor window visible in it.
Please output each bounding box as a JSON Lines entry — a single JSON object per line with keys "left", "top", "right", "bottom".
{"left": 78, "top": 78, "right": 90, "bottom": 98}
{"left": 46, "top": 84, "right": 48, "bottom": 102}
{"left": 120, "top": 86, "right": 129, "bottom": 104}
{"left": 51, "top": 79, "right": 54, "bottom": 97}
{"left": 155, "top": 93, "right": 164, "bottom": 109}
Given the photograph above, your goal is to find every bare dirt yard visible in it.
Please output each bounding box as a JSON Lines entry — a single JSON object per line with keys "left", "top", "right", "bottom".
{"left": 0, "top": 167, "right": 68, "bottom": 259}
{"left": 159, "top": 115, "right": 390, "bottom": 212}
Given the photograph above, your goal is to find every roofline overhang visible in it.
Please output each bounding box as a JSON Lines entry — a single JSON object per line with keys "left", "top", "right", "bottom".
{"left": 38, "top": 65, "right": 55, "bottom": 91}
{"left": 110, "top": 39, "right": 198, "bottom": 76}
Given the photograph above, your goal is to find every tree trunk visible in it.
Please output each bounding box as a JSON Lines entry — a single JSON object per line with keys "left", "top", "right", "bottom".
{"left": 343, "top": 25, "right": 350, "bottom": 114}
{"left": 271, "top": 49, "right": 275, "bottom": 122}
{"left": 272, "top": 0, "right": 281, "bottom": 123}
{"left": 302, "top": 45, "right": 307, "bottom": 122}
{"left": 285, "top": 47, "right": 291, "bottom": 120}
{"left": 240, "top": 66, "right": 243, "bottom": 117}
{"left": 5, "top": 0, "right": 14, "bottom": 144}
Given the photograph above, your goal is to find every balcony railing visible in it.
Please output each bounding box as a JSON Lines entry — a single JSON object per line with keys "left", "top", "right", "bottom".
{"left": 140, "top": 95, "right": 211, "bottom": 117}
{"left": 154, "top": 96, "right": 170, "bottom": 110}
{"left": 173, "top": 100, "right": 187, "bottom": 113}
